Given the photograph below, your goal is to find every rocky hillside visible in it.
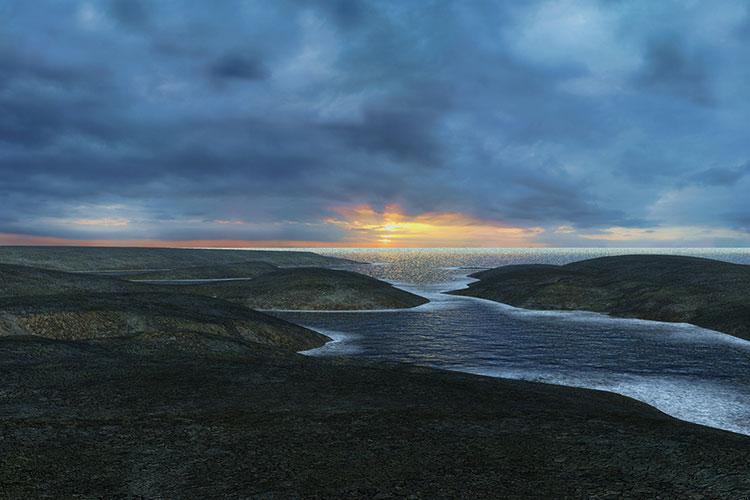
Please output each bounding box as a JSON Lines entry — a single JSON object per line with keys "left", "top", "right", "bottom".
{"left": 1, "top": 333, "right": 748, "bottom": 498}
{"left": 1, "top": 260, "right": 428, "bottom": 311}
{"left": 0, "top": 263, "right": 327, "bottom": 352}
{"left": 0, "top": 246, "right": 354, "bottom": 271}
{"left": 450, "top": 255, "right": 750, "bottom": 340}
{"left": 0, "top": 255, "right": 428, "bottom": 355}
{"left": 0, "top": 293, "right": 328, "bottom": 352}
{"left": 178, "top": 267, "right": 429, "bottom": 310}
{"left": 0, "top": 263, "right": 141, "bottom": 296}
{"left": 128, "top": 261, "right": 279, "bottom": 280}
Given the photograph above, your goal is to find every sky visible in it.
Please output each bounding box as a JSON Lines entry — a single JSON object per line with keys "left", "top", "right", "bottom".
{"left": 1, "top": 0, "right": 750, "bottom": 248}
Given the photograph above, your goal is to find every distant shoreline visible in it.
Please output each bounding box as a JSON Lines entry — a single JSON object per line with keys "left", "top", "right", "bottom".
{"left": 450, "top": 254, "right": 750, "bottom": 342}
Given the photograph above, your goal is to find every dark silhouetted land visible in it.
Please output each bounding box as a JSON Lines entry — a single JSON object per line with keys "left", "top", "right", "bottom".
{"left": 0, "top": 245, "right": 353, "bottom": 271}
{"left": 1, "top": 335, "right": 748, "bottom": 498}
{"left": 178, "top": 267, "right": 430, "bottom": 310}
{"left": 0, "top": 258, "right": 428, "bottom": 312}
{"left": 0, "top": 292, "right": 326, "bottom": 351}
{"left": 128, "top": 260, "right": 279, "bottom": 280}
{"left": 1, "top": 249, "right": 749, "bottom": 497}
{"left": 451, "top": 254, "right": 750, "bottom": 340}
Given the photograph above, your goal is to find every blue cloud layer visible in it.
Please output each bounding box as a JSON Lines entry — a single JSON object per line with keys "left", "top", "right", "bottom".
{"left": 1, "top": 0, "right": 749, "bottom": 245}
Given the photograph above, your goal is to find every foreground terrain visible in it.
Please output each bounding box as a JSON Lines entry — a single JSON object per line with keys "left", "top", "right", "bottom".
{"left": 451, "top": 254, "right": 750, "bottom": 341}
{"left": 1, "top": 336, "right": 749, "bottom": 498}
{"left": 1, "top": 248, "right": 749, "bottom": 497}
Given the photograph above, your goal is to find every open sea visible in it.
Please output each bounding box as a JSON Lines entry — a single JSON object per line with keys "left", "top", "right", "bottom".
{"left": 261, "top": 248, "right": 750, "bottom": 435}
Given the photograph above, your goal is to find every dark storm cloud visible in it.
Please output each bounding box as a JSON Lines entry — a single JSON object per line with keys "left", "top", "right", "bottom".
{"left": 209, "top": 53, "right": 267, "bottom": 81}
{"left": 1, "top": 0, "right": 749, "bottom": 244}
{"left": 109, "top": 0, "right": 150, "bottom": 30}
{"left": 690, "top": 162, "right": 750, "bottom": 187}
{"left": 302, "top": 0, "right": 366, "bottom": 29}
{"left": 323, "top": 105, "right": 445, "bottom": 165}
{"left": 737, "top": 7, "right": 750, "bottom": 38}
{"left": 634, "top": 37, "right": 714, "bottom": 105}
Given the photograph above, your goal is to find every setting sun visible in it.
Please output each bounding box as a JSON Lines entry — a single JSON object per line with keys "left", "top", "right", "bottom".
{"left": 325, "top": 204, "right": 544, "bottom": 247}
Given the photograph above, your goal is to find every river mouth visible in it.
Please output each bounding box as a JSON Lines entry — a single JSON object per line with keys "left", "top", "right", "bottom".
{"left": 269, "top": 248, "right": 750, "bottom": 436}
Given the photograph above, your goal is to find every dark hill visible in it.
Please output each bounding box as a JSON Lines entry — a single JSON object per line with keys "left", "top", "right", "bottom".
{"left": 450, "top": 255, "right": 750, "bottom": 340}
{"left": 0, "top": 264, "right": 327, "bottom": 351}
{"left": 127, "top": 260, "right": 279, "bottom": 280}
{"left": 0, "top": 292, "right": 327, "bottom": 352}
{"left": 0, "top": 261, "right": 428, "bottom": 311}
{"left": 0, "top": 263, "right": 141, "bottom": 297}
{"left": 178, "top": 267, "right": 429, "bottom": 310}
{"left": 0, "top": 246, "right": 353, "bottom": 271}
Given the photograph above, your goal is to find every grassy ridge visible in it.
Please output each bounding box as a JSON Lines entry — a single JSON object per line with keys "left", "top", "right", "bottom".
{"left": 0, "top": 293, "right": 327, "bottom": 351}
{"left": 451, "top": 254, "right": 750, "bottom": 340}
{"left": 0, "top": 246, "right": 353, "bottom": 271}
{"left": 0, "top": 262, "right": 328, "bottom": 352}
{"left": 0, "top": 260, "right": 428, "bottom": 311}
{"left": 178, "top": 267, "right": 430, "bottom": 310}
{"left": 128, "top": 261, "right": 279, "bottom": 280}
{"left": 0, "top": 251, "right": 427, "bottom": 353}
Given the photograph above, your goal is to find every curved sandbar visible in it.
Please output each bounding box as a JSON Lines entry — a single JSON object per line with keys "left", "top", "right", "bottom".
{"left": 449, "top": 254, "right": 750, "bottom": 341}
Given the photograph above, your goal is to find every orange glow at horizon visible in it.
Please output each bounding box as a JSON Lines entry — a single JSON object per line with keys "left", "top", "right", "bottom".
{"left": 0, "top": 205, "right": 545, "bottom": 248}
{"left": 0, "top": 233, "right": 348, "bottom": 248}
{"left": 324, "top": 204, "right": 544, "bottom": 247}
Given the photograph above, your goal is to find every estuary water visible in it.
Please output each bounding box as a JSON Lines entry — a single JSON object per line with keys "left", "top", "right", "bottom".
{"left": 268, "top": 248, "right": 750, "bottom": 435}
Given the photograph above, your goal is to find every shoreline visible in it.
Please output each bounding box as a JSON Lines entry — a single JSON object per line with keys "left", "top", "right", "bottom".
{"left": 283, "top": 274, "right": 750, "bottom": 437}
{"left": 302, "top": 327, "right": 750, "bottom": 439}
{"left": 299, "top": 325, "right": 750, "bottom": 437}
{"left": 456, "top": 291, "right": 746, "bottom": 338}
{"left": 298, "top": 314, "right": 750, "bottom": 437}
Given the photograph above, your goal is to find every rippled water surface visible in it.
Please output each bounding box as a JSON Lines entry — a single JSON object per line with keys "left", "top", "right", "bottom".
{"left": 266, "top": 248, "right": 750, "bottom": 435}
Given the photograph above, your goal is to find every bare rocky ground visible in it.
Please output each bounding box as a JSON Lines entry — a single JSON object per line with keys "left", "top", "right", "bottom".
{"left": 0, "top": 246, "right": 353, "bottom": 271}
{"left": 178, "top": 267, "right": 430, "bottom": 310}
{"left": 1, "top": 249, "right": 749, "bottom": 498}
{"left": 1, "top": 336, "right": 749, "bottom": 499}
{"left": 0, "top": 254, "right": 427, "bottom": 312}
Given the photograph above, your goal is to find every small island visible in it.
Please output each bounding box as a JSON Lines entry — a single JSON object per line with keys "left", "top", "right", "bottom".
{"left": 450, "top": 254, "right": 750, "bottom": 341}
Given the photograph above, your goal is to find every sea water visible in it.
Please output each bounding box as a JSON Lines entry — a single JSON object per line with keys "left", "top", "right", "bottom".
{"left": 261, "top": 248, "right": 750, "bottom": 436}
